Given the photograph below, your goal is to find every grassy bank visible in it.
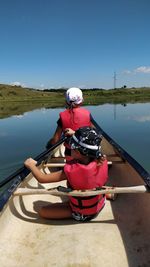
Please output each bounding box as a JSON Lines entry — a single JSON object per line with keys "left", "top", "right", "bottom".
{"left": 0, "top": 84, "right": 150, "bottom": 119}
{"left": 1, "top": 84, "right": 150, "bottom": 103}
{"left": 0, "top": 84, "right": 65, "bottom": 103}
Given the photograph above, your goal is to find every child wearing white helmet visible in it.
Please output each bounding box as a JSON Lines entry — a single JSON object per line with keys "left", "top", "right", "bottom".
{"left": 65, "top": 87, "right": 83, "bottom": 106}
{"left": 46, "top": 87, "right": 95, "bottom": 160}
{"left": 25, "top": 126, "right": 108, "bottom": 222}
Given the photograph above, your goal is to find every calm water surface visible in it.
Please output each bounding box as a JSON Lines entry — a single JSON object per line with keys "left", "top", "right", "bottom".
{"left": 0, "top": 103, "right": 150, "bottom": 180}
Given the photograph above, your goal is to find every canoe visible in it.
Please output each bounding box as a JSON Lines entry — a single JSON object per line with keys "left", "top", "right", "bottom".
{"left": 0, "top": 121, "right": 150, "bottom": 267}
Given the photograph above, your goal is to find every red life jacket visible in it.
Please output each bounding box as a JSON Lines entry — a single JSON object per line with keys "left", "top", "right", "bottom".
{"left": 64, "top": 159, "right": 108, "bottom": 215}
{"left": 59, "top": 107, "right": 91, "bottom": 132}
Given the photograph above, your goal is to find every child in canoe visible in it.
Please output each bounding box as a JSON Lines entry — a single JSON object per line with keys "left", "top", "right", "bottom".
{"left": 24, "top": 126, "right": 108, "bottom": 222}
{"left": 46, "top": 87, "right": 95, "bottom": 160}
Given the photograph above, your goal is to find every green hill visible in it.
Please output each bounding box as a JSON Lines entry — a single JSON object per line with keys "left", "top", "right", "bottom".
{"left": 0, "top": 84, "right": 65, "bottom": 103}
{"left": 1, "top": 83, "right": 150, "bottom": 104}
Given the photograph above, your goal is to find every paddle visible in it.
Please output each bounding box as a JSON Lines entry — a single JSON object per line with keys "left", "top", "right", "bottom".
{"left": 0, "top": 136, "right": 67, "bottom": 188}
{"left": 14, "top": 184, "right": 150, "bottom": 197}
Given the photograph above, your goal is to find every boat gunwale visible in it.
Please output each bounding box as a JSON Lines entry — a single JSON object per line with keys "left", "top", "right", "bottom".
{"left": 92, "top": 118, "right": 150, "bottom": 187}
{"left": 0, "top": 120, "right": 150, "bottom": 212}
{"left": 0, "top": 137, "right": 67, "bottom": 211}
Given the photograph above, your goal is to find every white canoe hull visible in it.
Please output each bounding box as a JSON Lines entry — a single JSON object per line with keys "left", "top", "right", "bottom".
{"left": 0, "top": 126, "right": 150, "bottom": 267}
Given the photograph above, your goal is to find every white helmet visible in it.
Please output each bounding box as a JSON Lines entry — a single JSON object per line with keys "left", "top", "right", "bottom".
{"left": 65, "top": 87, "right": 83, "bottom": 105}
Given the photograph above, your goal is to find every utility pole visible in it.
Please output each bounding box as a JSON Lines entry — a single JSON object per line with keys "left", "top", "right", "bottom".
{"left": 113, "top": 71, "right": 117, "bottom": 89}
{"left": 113, "top": 71, "right": 117, "bottom": 120}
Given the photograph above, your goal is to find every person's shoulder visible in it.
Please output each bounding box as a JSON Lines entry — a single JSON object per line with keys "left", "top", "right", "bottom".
{"left": 64, "top": 160, "right": 79, "bottom": 172}
{"left": 60, "top": 109, "right": 69, "bottom": 115}
{"left": 65, "top": 160, "right": 78, "bottom": 166}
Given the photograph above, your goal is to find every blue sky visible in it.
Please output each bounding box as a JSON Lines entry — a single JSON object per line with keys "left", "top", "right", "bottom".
{"left": 0, "top": 0, "right": 150, "bottom": 89}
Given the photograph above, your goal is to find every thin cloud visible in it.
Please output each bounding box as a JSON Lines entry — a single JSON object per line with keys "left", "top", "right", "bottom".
{"left": 11, "top": 81, "right": 26, "bottom": 87}
{"left": 122, "top": 66, "right": 150, "bottom": 75}
{"left": 134, "top": 66, "right": 150, "bottom": 74}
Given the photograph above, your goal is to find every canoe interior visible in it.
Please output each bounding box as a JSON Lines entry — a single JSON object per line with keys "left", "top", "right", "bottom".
{"left": 0, "top": 137, "right": 150, "bottom": 267}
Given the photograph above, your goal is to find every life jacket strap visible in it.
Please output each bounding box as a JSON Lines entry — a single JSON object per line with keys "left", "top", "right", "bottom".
{"left": 70, "top": 194, "right": 104, "bottom": 210}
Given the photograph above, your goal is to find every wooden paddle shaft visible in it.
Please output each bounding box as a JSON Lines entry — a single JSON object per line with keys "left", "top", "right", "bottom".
{"left": 43, "top": 161, "right": 113, "bottom": 168}
{"left": 14, "top": 185, "right": 149, "bottom": 197}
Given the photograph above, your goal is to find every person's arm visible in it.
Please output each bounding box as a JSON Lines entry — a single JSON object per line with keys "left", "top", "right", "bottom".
{"left": 49, "top": 125, "right": 63, "bottom": 144}
{"left": 24, "top": 158, "right": 66, "bottom": 183}
{"left": 46, "top": 125, "right": 63, "bottom": 148}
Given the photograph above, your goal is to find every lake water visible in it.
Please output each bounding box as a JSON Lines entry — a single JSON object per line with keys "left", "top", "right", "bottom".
{"left": 0, "top": 103, "right": 150, "bottom": 180}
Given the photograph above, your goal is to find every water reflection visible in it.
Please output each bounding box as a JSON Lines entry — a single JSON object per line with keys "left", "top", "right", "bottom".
{"left": 128, "top": 115, "right": 150, "bottom": 122}
{"left": 113, "top": 105, "right": 117, "bottom": 120}
{"left": 0, "top": 101, "right": 64, "bottom": 119}
{"left": 0, "top": 103, "right": 150, "bottom": 179}
{"left": 88, "top": 103, "right": 150, "bottom": 174}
